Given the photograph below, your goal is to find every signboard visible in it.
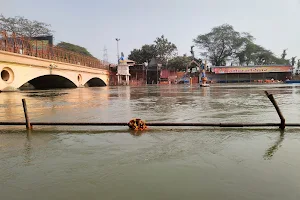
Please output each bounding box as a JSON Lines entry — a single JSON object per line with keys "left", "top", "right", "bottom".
{"left": 213, "top": 66, "right": 292, "bottom": 74}
{"left": 191, "top": 67, "right": 197, "bottom": 73}
{"left": 117, "top": 65, "right": 130, "bottom": 75}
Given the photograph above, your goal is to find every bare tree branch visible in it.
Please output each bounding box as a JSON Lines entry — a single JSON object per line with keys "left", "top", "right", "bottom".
{"left": 0, "top": 15, "right": 53, "bottom": 37}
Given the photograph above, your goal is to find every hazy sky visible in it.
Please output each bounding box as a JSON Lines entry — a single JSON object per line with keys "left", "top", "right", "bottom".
{"left": 2, "top": 0, "right": 300, "bottom": 63}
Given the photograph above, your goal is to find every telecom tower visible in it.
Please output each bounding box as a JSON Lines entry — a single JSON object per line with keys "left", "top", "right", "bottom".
{"left": 103, "top": 46, "right": 108, "bottom": 65}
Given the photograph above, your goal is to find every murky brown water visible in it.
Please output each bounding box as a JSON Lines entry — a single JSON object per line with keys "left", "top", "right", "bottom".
{"left": 1, "top": 84, "right": 300, "bottom": 200}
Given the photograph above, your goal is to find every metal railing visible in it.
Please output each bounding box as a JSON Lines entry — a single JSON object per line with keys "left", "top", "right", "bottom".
{"left": 0, "top": 31, "right": 109, "bottom": 70}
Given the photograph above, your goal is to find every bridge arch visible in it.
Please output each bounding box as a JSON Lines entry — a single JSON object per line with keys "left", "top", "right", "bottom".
{"left": 84, "top": 77, "right": 106, "bottom": 87}
{"left": 20, "top": 74, "right": 77, "bottom": 90}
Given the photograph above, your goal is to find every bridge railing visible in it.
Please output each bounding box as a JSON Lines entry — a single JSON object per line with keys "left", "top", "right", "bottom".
{"left": 0, "top": 31, "right": 109, "bottom": 70}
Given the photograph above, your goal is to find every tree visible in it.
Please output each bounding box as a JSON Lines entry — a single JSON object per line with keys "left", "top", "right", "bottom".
{"left": 254, "top": 48, "right": 275, "bottom": 65}
{"left": 236, "top": 42, "right": 263, "bottom": 65}
{"left": 167, "top": 55, "right": 191, "bottom": 71}
{"left": 141, "top": 44, "right": 157, "bottom": 63}
{"left": 0, "top": 15, "right": 53, "bottom": 37}
{"left": 128, "top": 48, "right": 143, "bottom": 63}
{"left": 128, "top": 44, "right": 157, "bottom": 64}
{"left": 237, "top": 42, "right": 289, "bottom": 65}
{"left": 281, "top": 49, "right": 287, "bottom": 59}
{"left": 194, "top": 24, "right": 253, "bottom": 66}
{"left": 56, "top": 42, "right": 93, "bottom": 57}
{"left": 128, "top": 35, "right": 177, "bottom": 65}
{"left": 291, "top": 56, "right": 297, "bottom": 66}
{"left": 194, "top": 24, "right": 289, "bottom": 66}
{"left": 154, "top": 35, "right": 177, "bottom": 65}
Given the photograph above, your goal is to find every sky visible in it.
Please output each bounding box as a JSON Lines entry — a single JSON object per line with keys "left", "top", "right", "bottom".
{"left": 1, "top": 0, "right": 300, "bottom": 63}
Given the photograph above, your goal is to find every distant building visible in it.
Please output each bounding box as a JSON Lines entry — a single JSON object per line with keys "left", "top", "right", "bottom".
{"left": 115, "top": 59, "right": 136, "bottom": 85}
{"left": 160, "top": 69, "right": 178, "bottom": 84}
{"left": 2, "top": 35, "right": 53, "bottom": 55}
{"left": 147, "top": 58, "right": 162, "bottom": 84}
{"left": 129, "top": 64, "right": 146, "bottom": 85}
{"left": 122, "top": 59, "right": 135, "bottom": 66}
{"left": 109, "top": 59, "right": 135, "bottom": 85}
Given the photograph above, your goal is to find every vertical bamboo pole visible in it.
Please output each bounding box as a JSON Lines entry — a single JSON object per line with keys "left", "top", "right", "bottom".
{"left": 35, "top": 40, "right": 38, "bottom": 57}
{"left": 265, "top": 91, "right": 285, "bottom": 130}
{"left": 41, "top": 40, "right": 44, "bottom": 58}
{"left": 22, "top": 99, "right": 32, "bottom": 130}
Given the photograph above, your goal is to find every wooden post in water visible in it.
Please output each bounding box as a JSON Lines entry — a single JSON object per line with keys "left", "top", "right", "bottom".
{"left": 22, "top": 99, "right": 32, "bottom": 130}
{"left": 265, "top": 91, "right": 285, "bottom": 130}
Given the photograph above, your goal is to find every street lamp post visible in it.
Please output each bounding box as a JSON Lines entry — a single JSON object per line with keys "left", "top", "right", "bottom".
{"left": 115, "top": 38, "right": 120, "bottom": 64}
{"left": 144, "top": 62, "right": 148, "bottom": 85}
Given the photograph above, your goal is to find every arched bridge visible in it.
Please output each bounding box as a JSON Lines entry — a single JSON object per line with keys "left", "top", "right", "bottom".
{"left": 0, "top": 50, "right": 110, "bottom": 91}
{"left": 0, "top": 31, "right": 111, "bottom": 91}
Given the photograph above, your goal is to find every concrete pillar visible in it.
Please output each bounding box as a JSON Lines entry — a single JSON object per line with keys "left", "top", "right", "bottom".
{"left": 125, "top": 75, "right": 129, "bottom": 85}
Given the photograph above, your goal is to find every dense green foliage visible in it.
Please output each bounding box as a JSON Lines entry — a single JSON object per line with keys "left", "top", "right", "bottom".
{"left": 56, "top": 42, "right": 93, "bottom": 57}
{"left": 236, "top": 42, "right": 289, "bottom": 65}
{"left": 129, "top": 24, "right": 292, "bottom": 70}
{"left": 128, "top": 35, "right": 177, "bottom": 65}
{"left": 167, "top": 56, "right": 202, "bottom": 71}
{"left": 167, "top": 55, "right": 191, "bottom": 71}
{"left": 194, "top": 24, "right": 289, "bottom": 66}
{"left": 154, "top": 35, "right": 177, "bottom": 65}
{"left": 128, "top": 44, "right": 157, "bottom": 64}
{"left": 194, "top": 24, "right": 250, "bottom": 66}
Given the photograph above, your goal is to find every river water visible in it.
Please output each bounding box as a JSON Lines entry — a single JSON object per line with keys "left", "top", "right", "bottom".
{"left": 1, "top": 84, "right": 300, "bottom": 200}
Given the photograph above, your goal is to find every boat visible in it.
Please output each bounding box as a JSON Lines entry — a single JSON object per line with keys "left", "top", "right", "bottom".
{"left": 285, "top": 80, "right": 300, "bottom": 84}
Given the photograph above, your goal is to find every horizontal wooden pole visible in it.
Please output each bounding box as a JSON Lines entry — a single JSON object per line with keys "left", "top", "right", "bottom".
{"left": 147, "top": 122, "right": 281, "bottom": 127}
{"left": 0, "top": 122, "right": 300, "bottom": 127}
{"left": 0, "top": 122, "right": 27, "bottom": 125}
{"left": 285, "top": 123, "right": 300, "bottom": 127}
{"left": 31, "top": 122, "right": 128, "bottom": 126}
{"left": 0, "top": 122, "right": 128, "bottom": 126}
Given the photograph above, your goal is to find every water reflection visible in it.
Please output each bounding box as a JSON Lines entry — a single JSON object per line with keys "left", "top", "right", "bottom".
{"left": 23, "top": 130, "right": 33, "bottom": 165}
{"left": 24, "top": 91, "right": 69, "bottom": 98}
{"left": 130, "top": 130, "right": 144, "bottom": 137}
{"left": 263, "top": 130, "right": 285, "bottom": 160}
